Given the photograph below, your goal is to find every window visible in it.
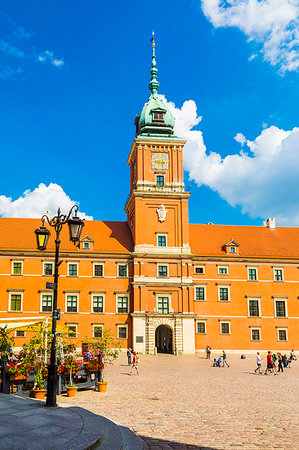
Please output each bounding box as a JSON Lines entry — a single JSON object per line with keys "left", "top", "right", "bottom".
{"left": 117, "top": 325, "right": 128, "bottom": 339}
{"left": 94, "top": 264, "right": 103, "bottom": 277}
{"left": 157, "top": 297, "right": 169, "bottom": 314}
{"left": 15, "top": 330, "right": 25, "bottom": 338}
{"left": 68, "top": 263, "right": 78, "bottom": 277}
{"left": 12, "top": 261, "right": 22, "bottom": 275}
{"left": 10, "top": 294, "right": 22, "bottom": 312}
{"left": 248, "top": 268, "right": 257, "bottom": 281}
{"left": 66, "top": 295, "right": 78, "bottom": 313}
{"left": 118, "top": 264, "right": 127, "bottom": 277}
{"left": 248, "top": 299, "right": 260, "bottom": 317}
{"left": 275, "top": 300, "right": 287, "bottom": 318}
{"left": 92, "top": 295, "right": 104, "bottom": 313}
{"left": 278, "top": 328, "right": 288, "bottom": 341}
{"left": 229, "top": 247, "right": 236, "bottom": 253}
{"left": 219, "top": 287, "right": 229, "bottom": 301}
{"left": 218, "top": 266, "right": 228, "bottom": 275}
{"left": 153, "top": 111, "right": 164, "bottom": 122}
{"left": 220, "top": 322, "right": 230, "bottom": 334}
{"left": 274, "top": 268, "right": 283, "bottom": 281}
{"left": 42, "top": 294, "right": 53, "bottom": 312}
{"left": 157, "top": 235, "right": 167, "bottom": 247}
{"left": 93, "top": 325, "right": 103, "bottom": 338}
{"left": 156, "top": 175, "right": 164, "bottom": 186}
{"left": 196, "top": 321, "right": 206, "bottom": 334}
{"left": 43, "top": 263, "right": 53, "bottom": 276}
{"left": 251, "top": 328, "right": 261, "bottom": 341}
{"left": 158, "top": 265, "right": 168, "bottom": 277}
{"left": 194, "top": 266, "right": 205, "bottom": 274}
{"left": 67, "top": 324, "right": 77, "bottom": 338}
{"left": 195, "top": 286, "right": 205, "bottom": 301}
{"left": 83, "top": 242, "right": 89, "bottom": 249}
{"left": 117, "top": 296, "right": 128, "bottom": 313}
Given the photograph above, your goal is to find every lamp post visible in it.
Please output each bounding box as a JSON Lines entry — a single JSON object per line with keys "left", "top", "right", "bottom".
{"left": 34, "top": 205, "right": 84, "bottom": 407}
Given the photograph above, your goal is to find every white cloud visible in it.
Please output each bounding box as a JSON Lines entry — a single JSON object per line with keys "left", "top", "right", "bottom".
{"left": 201, "top": 0, "right": 299, "bottom": 73}
{"left": 0, "top": 66, "right": 23, "bottom": 79}
{"left": 234, "top": 132, "right": 246, "bottom": 145}
{"left": 161, "top": 95, "right": 299, "bottom": 226}
{"left": 0, "top": 183, "right": 92, "bottom": 220}
{"left": 37, "top": 50, "right": 64, "bottom": 67}
{"left": 0, "top": 40, "right": 25, "bottom": 58}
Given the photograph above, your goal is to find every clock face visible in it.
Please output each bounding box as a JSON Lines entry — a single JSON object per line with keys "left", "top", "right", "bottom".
{"left": 152, "top": 153, "right": 169, "bottom": 170}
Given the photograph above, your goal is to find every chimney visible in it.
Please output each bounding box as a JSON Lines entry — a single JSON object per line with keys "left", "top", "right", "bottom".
{"left": 266, "top": 218, "right": 276, "bottom": 230}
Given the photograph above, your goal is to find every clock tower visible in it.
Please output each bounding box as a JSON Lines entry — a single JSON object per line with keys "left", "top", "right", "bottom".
{"left": 125, "top": 37, "right": 195, "bottom": 355}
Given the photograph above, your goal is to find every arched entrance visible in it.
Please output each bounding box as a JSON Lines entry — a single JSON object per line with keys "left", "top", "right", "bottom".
{"left": 155, "top": 325, "right": 173, "bottom": 354}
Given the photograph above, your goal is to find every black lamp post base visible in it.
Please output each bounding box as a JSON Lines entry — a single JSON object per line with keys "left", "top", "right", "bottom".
{"left": 45, "top": 363, "right": 58, "bottom": 407}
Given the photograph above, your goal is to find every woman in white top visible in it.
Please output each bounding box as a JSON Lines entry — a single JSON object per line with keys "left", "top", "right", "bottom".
{"left": 254, "top": 352, "right": 262, "bottom": 374}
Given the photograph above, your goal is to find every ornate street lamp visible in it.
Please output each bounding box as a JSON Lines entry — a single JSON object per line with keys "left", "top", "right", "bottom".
{"left": 35, "top": 205, "right": 84, "bottom": 407}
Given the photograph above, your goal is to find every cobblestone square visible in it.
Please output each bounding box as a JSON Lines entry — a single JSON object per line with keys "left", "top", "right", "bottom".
{"left": 59, "top": 352, "right": 299, "bottom": 449}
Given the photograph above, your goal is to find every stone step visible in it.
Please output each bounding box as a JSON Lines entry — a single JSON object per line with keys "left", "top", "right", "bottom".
{"left": 96, "top": 416, "right": 142, "bottom": 450}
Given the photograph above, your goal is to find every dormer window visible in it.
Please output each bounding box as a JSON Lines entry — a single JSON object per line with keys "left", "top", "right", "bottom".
{"left": 152, "top": 111, "right": 165, "bottom": 122}
{"left": 79, "top": 233, "right": 94, "bottom": 251}
{"left": 223, "top": 238, "right": 240, "bottom": 255}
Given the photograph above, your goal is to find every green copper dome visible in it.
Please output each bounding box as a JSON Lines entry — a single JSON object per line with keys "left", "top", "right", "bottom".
{"left": 135, "top": 37, "right": 175, "bottom": 138}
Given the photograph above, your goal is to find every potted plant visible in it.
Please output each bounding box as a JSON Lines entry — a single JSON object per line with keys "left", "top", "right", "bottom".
{"left": 32, "top": 370, "right": 46, "bottom": 400}
{"left": 60, "top": 353, "right": 80, "bottom": 397}
{"left": 6, "top": 362, "right": 28, "bottom": 381}
{"left": 0, "top": 326, "right": 15, "bottom": 393}
{"left": 85, "top": 329, "right": 120, "bottom": 392}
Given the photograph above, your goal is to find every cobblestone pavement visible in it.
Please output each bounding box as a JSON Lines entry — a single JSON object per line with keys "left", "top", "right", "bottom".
{"left": 58, "top": 353, "right": 299, "bottom": 449}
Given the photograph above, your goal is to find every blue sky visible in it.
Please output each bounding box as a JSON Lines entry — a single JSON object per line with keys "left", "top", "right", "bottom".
{"left": 0, "top": 1, "right": 298, "bottom": 226}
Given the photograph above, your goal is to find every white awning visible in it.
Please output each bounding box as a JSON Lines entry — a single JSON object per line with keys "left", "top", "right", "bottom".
{"left": 0, "top": 316, "right": 48, "bottom": 330}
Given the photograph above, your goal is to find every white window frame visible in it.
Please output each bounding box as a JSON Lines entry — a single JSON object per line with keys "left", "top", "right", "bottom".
{"left": 11, "top": 260, "right": 23, "bottom": 276}
{"left": 218, "top": 265, "right": 228, "bottom": 275}
{"left": 40, "top": 292, "right": 53, "bottom": 313}
{"left": 117, "top": 324, "right": 128, "bottom": 339}
{"left": 43, "top": 261, "right": 54, "bottom": 276}
{"left": 273, "top": 267, "right": 284, "bottom": 282}
{"left": 155, "top": 294, "right": 173, "bottom": 314}
{"left": 247, "top": 267, "right": 258, "bottom": 281}
{"left": 157, "top": 234, "right": 167, "bottom": 247}
{"left": 251, "top": 327, "right": 261, "bottom": 341}
{"left": 83, "top": 242, "right": 90, "bottom": 249}
{"left": 156, "top": 174, "right": 165, "bottom": 186}
{"left": 91, "top": 293, "right": 105, "bottom": 314}
{"left": 220, "top": 321, "right": 231, "bottom": 335}
{"left": 66, "top": 323, "right": 78, "bottom": 338}
{"left": 117, "top": 263, "right": 128, "bottom": 278}
{"left": 15, "top": 330, "right": 26, "bottom": 338}
{"left": 196, "top": 320, "right": 207, "bottom": 334}
{"left": 274, "top": 298, "right": 288, "bottom": 318}
{"left": 93, "top": 263, "right": 104, "bottom": 277}
{"left": 93, "top": 324, "right": 104, "bottom": 338}
{"left": 247, "top": 297, "right": 261, "bottom": 317}
{"left": 65, "top": 293, "right": 79, "bottom": 313}
{"left": 277, "top": 327, "right": 288, "bottom": 341}
{"left": 218, "top": 285, "right": 230, "bottom": 302}
{"left": 116, "top": 294, "right": 129, "bottom": 314}
{"left": 9, "top": 292, "right": 23, "bottom": 312}
{"left": 157, "top": 263, "right": 169, "bottom": 278}
{"left": 194, "top": 265, "right": 205, "bottom": 275}
{"left": 194, "top": 285, "right": 206, "bottom": 301}
{"left": 67, "top": 262, "right": 79, "bottom": 277}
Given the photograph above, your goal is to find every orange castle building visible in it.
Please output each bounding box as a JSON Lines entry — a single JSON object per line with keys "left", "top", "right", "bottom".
{"left": 0, "top": 41, "right": 298, "bottom": 353}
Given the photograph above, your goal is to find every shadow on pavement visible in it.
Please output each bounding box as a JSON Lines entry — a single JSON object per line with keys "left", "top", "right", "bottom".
{"left": 138, "top": 435, "right": 218, "bottom": 449}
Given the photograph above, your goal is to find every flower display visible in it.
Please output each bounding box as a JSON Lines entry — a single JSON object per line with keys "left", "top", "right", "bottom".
{"left": 57, "top": 360, "right": 81, "bottom": 375}
{"left": 6, "top": 362, "right": 29, "bottom": 378}
{"left": 84, "top": 359, "right": 104, "bottom": 372}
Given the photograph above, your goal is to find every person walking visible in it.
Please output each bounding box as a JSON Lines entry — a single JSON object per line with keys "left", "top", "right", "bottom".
{"left": 222, "top": 350, "right": 229, "bottom": 367}
{"left": 127, "top": 348, "right": 132, "bottom": 366}
{"left": 254, "top": 352, "right": 262, "bottom": 374}
{"left": 277, "top": 353, "right": 284, "bottom": 372}
{"left": 265, "top": 351, "right": 274, "bottom": 375}
{"left": 206, "top": 345, "right": 211, "bottom": 359}
{"left": 130, "top": 351, "right": 139, "bottom": 375}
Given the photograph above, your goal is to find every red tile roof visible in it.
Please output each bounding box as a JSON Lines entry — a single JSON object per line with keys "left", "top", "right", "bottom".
{"left": 189, "top": 224, "right": 299, "bottom": 258}
{"left": 0, "top": 218, "right": 133, "bottom": 254}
